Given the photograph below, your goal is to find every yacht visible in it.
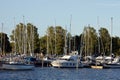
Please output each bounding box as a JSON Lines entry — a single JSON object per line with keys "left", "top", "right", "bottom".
{"left": 2, "top": 61, "right": 34, "bottom": 70}
{"left": 1, "top": 56, "right": 35, "bottom": 70}
{"left": 91, "top": 56, "right": 120, "bottom": 69}
{"left": 51, "top": 51, "right": 83, "bottom": 68}
{"left": 103, "top": 56, "right": 120, "bottom": 69}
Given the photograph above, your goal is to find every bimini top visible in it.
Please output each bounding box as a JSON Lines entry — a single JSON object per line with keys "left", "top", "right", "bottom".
{"left": 61, "top": 54, "right": 79, "bottom": 61}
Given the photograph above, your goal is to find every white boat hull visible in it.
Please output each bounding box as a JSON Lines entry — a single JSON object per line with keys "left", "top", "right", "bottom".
{"left": 2, "top": 63, "right": 34, "bottom": 70}
{"left": 51, "top": 60, "right": 83, "bottom": 68}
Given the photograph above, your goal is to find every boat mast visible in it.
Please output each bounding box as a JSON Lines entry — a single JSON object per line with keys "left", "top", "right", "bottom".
{"left": 84, "top": 27, "right": 87, "bottom": 59}
{"left": 32, "top": 24, "right": 34, "bottom": 56}
{"left": 47, "top": 26, "right": 49, "bottom": 55}
{"left": 3, "top": 23, "right": 6, "bottom": 55}
{"left": 97, "top": 17, "right": 105, "bottom": 56}
{"left": 1, "top": 23, "right": 3, "bottom": 55}
{"left": 23, "top": 16, "right": 27, "bottom": 55}
{"left": 14, "top": 17, "right": 16, "bottom": 54}
{"left": 29, "top": 24, "right": 34, "bottom": 56}
{"left": 69, "top": 15, "right": 72, "bottom": 53}
{"left": 54, "top": 18, "right": 56, "bottom": 55}
{"left": 18, "top": 23, "right": 21, "bottom": 54}
{"left": 97, "top": 17, "right": 100, "bottom": 54}
{"left": 74, "top": 34, "right": 76, "bottom": 51}
{"left": 110, "top": 17, "right": 113, "bottom": 57}
{"left": 64, "top": 26, "right": 67, "bottom": 55}
{"left": 88, "top": 24, "right": 90, "bottom": 56}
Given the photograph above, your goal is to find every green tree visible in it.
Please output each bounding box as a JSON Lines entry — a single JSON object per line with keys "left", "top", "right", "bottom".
{"left": 46, "top": 26, "right": 55, "bottom": 55}
{"left": 55, "top": 26, "right": 65, "bottom": 55}
{"left": 40, "top": 35, "right": 47, "bottom": 54}
{"left": 42, "top": 26, "right": 66, "bottom": 55}
{"left": 82, "top": 26, "right": 98, "bottom": 56}
{"left": 10, "top": 23, "right": 40, "bottom": 56}
{"left": 66, "top": 32, "right": 72, "bottom": 53}
{"left": 0, "top": 33, "right": 11, "bottom": 54}
{"left": 112, "top": 37, "right": 120, "bottom": 56}
{"left": 99, "top": 28, "right": 111, "bottom": 56}
{"left": 71, "top": 35, "right": 80, "bottom": 52}
{"left": 27, "top": 23, "right": 40, "bottom": 54}
{"left": 10, "top": 23, "right": 25, "bottom": 54}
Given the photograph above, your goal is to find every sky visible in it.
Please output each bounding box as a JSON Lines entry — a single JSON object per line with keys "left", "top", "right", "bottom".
{"left": 0, "top": 0, "right": 120, "bottom": 37}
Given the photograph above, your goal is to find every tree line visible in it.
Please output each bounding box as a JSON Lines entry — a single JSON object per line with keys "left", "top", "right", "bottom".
{"left": 0, "top": 23, "right": 120, "bottom": 56}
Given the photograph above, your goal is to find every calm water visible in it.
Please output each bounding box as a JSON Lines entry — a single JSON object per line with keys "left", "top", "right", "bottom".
{"left": 0, "top": 67, "right": 120, "bottom": 80}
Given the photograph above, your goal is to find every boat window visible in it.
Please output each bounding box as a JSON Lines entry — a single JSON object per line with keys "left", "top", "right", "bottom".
{"left": 60, "top": 58, "right": 68, "bottom": 60}
{"left": 73, "top": 63, "right": 75, "bottom": 66}
{"left": 68, "top": 59, "right": 74, "bottom": 61}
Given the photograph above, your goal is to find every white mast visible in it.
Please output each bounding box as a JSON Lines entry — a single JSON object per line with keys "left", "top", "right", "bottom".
{"left": 32, "top": 24, "right": 34, "bottom": 56}
{"left": 29, "top": 24, "right": 34, "bottom": 56}
{"left": 1, "top": 23, "right": 3, "bottom": 54}
{"left": 54, "top": 18, "right": 56, "bottom": 55}
{"left": 110, "top": 17, "right": 113, "bottom": 57}
{"left": 14, "top": 17, "right": 16, "bottom": 54}
{"left": 23, "top": 16, "right": 27, "bottom": 55}
{"left": 18, "top": 23, "right": 21, "bottom": 54}
{"left": 64, "top": 26, "right": 67, "bottom": 55}
{"left": 1, "top": 23, "right": 5, "bottom": 55}
{"left": 69, "top": 15, "right": 72, "bottom": 53}
{"left": 88, "top": 24, "right": 90, "bottom": 56}
{"left": 97, "top": 16, "right": 100, "bottom": 54}
{"left": 84, "top": 27, "right": 87, "bottom": 56}
{"left": 47, "top": 26, "right": 49, "bottom": 55}
{"left": 97, "top": 17, "right": 105, "bottom": 56}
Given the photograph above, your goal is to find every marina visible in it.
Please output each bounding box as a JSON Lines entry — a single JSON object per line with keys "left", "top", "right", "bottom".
{"left": 0, "top": 0, "right": 120, "bottom": 80}
{"left": 0, "top": 52, "right": 120, "bottom": 80}
{"left": 0, "top": 54, "right": 120, "bottom": 69}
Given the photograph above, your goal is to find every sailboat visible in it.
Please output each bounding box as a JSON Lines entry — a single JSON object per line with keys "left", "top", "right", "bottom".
{"left": 91, "top": 17, "right": 120, "bottom": 69}
{"left": 103, "top": 17, "right": 120, "bottom": 69}
{"left": 2, "top": 60, "right": 34, "bottom": 70}
{"left": 91, "top": 17, "right": 104, "bottom": 69}
{"left": 34, "top": 26, "right": 54, "bottom": 67}
{"left": 2, "top": 17, "right": 34, "bottom": 70}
